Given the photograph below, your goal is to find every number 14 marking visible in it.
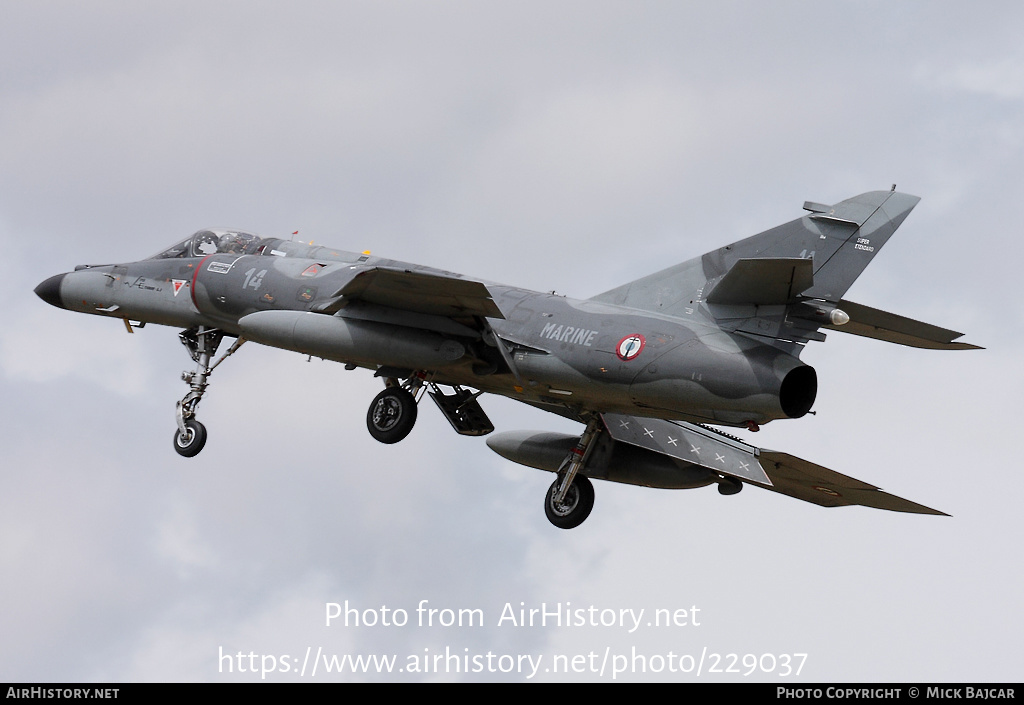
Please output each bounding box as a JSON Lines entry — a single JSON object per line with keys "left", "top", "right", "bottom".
{"left": 243, "top": 268, "right": 267, "bottom": 290}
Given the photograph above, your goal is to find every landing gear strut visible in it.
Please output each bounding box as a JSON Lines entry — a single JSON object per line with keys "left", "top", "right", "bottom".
{"left": 544, "top": 416, "right": 602, "bottom": 529}
{"left": 173, "top": 326, "right": 245, "bottom": 457}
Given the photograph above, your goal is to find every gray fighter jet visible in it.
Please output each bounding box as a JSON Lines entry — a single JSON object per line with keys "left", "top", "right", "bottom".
{"left": 35, "top": 189, "right": 978, "bottom": 528}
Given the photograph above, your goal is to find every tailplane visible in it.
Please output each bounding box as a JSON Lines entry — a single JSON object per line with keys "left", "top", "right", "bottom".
{"left": 592, "top": 190, "right": 917, "bottom": 312}
{"left": 590, "top": 189, "right": 979, "bottom": 350}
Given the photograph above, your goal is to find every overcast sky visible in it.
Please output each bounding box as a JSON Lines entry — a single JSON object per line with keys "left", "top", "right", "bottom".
{"left": 1, "top": 1, "right": 1021, "bottom": 683}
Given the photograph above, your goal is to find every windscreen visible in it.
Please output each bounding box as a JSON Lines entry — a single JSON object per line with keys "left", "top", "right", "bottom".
{"left": 150, "top": 230, "right": 265, "bottom": 259}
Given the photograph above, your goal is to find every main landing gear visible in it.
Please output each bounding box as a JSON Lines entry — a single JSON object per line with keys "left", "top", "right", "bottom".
{"left": 545, "top": 474, "right": 594, "bottom": 529}
{"left": 364, "top": 375, "right": 497, "bottom": 444}
{"left": 367, "top": 385, "right": 419, "bottom": 444}
{"left": 544, "top": 417, "right": 602, "bottom": 529}
{"left": 173, "top": 326, "right": 245, "bottom": 457}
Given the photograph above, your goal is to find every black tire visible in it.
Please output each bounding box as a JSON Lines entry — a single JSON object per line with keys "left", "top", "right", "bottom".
{"left": 366, "top": 387, "right": 418, "bottom": 444}
{"left": 544, "top": 475, "right": 595, "bottom": 529}
{"left": 173, "top": 419, "right": 207, "bottom": 457}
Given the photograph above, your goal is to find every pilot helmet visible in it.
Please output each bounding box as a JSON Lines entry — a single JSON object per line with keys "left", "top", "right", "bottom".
{"left": 218, "top": 231, "right": 258, "bottom": 254}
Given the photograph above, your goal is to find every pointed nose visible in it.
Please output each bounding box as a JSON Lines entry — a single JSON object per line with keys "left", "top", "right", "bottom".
{"left": 35, "top": 273, "right": 67, "bottom": 309}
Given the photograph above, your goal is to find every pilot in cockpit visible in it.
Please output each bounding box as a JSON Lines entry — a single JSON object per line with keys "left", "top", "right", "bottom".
{"left": 149, "top": 229, "right": 264, "bottom": 259}
{"left": 218, "top": 231, "right": 258, "bottom": 254}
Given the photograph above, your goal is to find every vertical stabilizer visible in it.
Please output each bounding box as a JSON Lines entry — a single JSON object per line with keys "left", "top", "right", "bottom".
{"left": 801, "top": 191, "right": 919, "bottom": 301}
{"left": 590, "top": 191, "right": 920, "bottom": 316}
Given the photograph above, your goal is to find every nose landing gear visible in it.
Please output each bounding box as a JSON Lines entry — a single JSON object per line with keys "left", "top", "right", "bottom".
{"left": 173, "top": 418, "right": 208, "bottom": 457}
{"left": 173, "top": 326, "right": 245, "bottom": 457}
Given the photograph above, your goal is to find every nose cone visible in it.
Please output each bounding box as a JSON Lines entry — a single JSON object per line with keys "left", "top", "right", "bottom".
{"left": 35, "top": 273, "right": 67, "bottom": 309}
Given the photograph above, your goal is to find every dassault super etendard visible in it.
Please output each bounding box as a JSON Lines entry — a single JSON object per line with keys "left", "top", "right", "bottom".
{"left": 36, "top": 189, "right": 979, "bottom": 528}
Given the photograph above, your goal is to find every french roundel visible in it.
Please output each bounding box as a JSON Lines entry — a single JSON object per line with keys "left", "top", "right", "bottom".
{"left": 616, "top": 334, "right": 646, "bottom": 361}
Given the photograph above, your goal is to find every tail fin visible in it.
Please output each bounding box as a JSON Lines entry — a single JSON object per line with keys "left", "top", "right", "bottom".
{"left": 590, "top": 190, "right": 919, "bottom": 314}
{"left": 590, "top": 190, "right": 979, "bottom": 350}
{"left": 800, "top": 190, "right": 919, "bottom": 301}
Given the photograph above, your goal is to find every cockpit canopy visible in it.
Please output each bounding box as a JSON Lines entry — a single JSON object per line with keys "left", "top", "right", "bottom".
{"left": 150, "top": 229, "right": 266, "bottom": 259}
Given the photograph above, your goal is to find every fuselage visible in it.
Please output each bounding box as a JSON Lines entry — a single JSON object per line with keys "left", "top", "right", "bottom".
{"left": 35, "top": 232, "right": 816, "bottom": 428}
{"left": 33, "top": 192, "right": 965, "bottom": 527}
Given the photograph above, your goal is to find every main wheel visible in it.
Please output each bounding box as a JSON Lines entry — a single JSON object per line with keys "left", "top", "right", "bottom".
{"left": 173, "top": 419, "right": 207, "bottom": 457}
{"left": 544, "top": 475, "right": 595, "bottom": 529}
{"left": 366, "top": 387, "right": 418, "bottom": 444}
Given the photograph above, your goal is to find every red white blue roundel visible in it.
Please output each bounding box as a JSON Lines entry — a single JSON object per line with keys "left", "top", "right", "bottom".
{"left": 616, "top": 334, "right": 646, "bottom": 361}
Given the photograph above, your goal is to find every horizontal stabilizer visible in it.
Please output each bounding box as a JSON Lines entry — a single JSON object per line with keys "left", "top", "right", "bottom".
{"left": 826, "top": 299, "right": 981, "bottom": 350}
{"left": 590, "top": 190, "right": 922, "bottom": 315}
{"left": 759, "top": 451, "right": 948, "bottom": 515}
{"left": 706, "top": 258, "right": 814, "bottom": 305}
{"left": 315, "top": 267, "right": 503, "bottom": 320}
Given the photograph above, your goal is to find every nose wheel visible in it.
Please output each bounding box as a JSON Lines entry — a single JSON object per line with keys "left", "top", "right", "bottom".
{"left": 172, "top": 327, "right": 245, "bottom": 458}
{"left": 173, "top": 419, "right": 208, "bottom": 457}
